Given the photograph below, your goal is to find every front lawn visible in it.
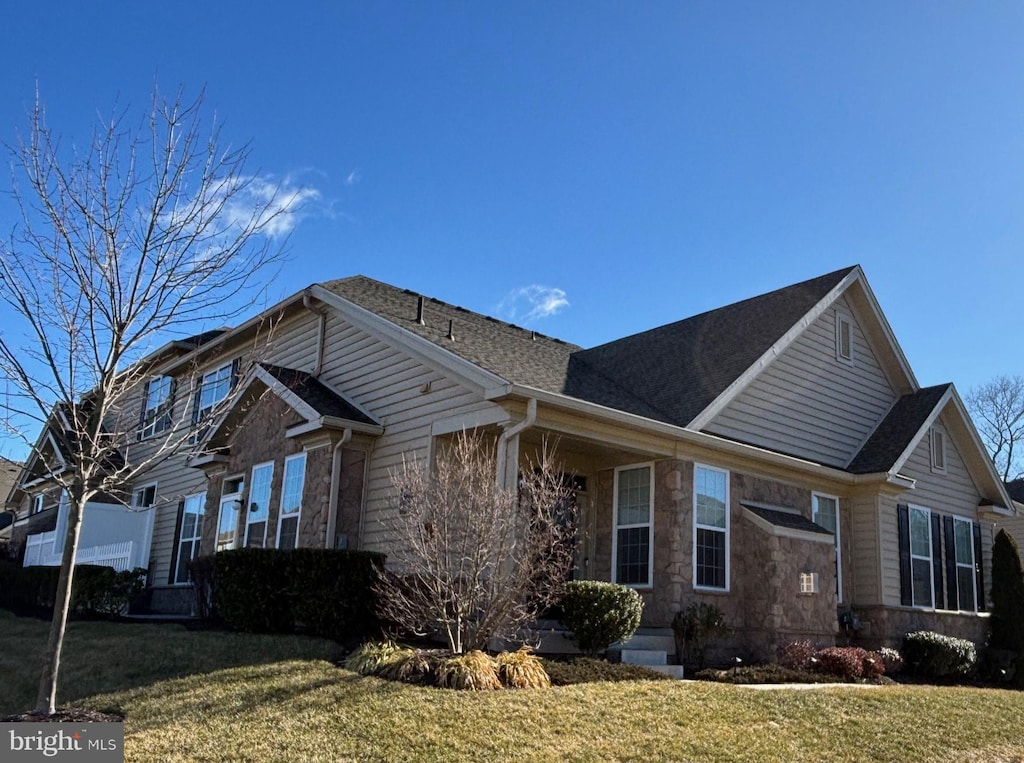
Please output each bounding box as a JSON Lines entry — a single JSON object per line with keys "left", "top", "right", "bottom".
{"left": 3, "top": 611, "right": 1024, "bottom": 762}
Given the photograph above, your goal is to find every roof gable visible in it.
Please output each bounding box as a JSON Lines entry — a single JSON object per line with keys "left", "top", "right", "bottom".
{"left": 568, "top": 267, "right": 857, "bottom": 428}
{"left": 847, "top": 385, "right": 951, "bottom": 474}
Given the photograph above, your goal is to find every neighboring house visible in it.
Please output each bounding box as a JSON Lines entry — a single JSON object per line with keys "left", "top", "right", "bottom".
{"left": 0, "top": 456, "right": 23, "bottom": 546}
{"left": 996, "top": 479, "right": 1024, "bottom": 560}
{"left": 8, "top": 265, "right": 1013, "bottom": 658}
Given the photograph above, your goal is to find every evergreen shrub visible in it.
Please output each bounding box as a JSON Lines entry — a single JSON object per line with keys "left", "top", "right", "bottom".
{"left": 558, "top": 580, "right": 643, "bottom": 656}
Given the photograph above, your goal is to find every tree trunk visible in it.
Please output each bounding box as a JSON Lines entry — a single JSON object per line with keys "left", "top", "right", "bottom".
{"left": 35, "top": 497, "right": 85, "bottom": 715}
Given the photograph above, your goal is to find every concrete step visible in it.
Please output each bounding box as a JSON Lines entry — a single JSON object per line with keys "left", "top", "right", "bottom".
{"left": 615, "top": 648, "right": 668, "bottom": 666}
{"left": 647, "top": 664, "right": 686, "bottom": 679}
{"left": 613, "top": 631, "right": 676, "bottom": 654}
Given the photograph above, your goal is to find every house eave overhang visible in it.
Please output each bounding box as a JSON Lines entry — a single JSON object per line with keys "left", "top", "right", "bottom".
{"left": 285, "top": 417, "right": 384, "bottom": 440}
{"left": 487, "top": 383, "right": 912, "bottom": 487}
{"left": 740, "top": 504, "right": 835, "bottom": 544}
{"left": 187, "top": 453, "right": 230, "bottom": 469}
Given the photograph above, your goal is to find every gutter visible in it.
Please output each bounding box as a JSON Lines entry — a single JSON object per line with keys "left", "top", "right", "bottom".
{"left": 495, "top": 398, "right": 537, "bottom": 489}
{"left": 325, "top": 428, "right": 353, "bottom": 549}
{"left": 485, "top": 383, "right": 912, "bottom": 489}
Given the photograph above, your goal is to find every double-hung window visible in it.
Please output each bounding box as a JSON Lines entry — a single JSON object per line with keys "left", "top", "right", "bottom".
{"left": 244, "top": 462, "right": 274, "bottom": 548}
{"left": 276, "top": 453, "right": 307, "bottom": 550}
{"left": 174, "top": 493, "right": 206, "bottom": 584}
{"left": 694, "top": 464, "right": 729, "bottom": 590}
{"left": 909, "top": 506, "right": 934, "bottom": 608}
{"left": 812, "top": 493, "right": 841, "bottom": 601}
{"left": 613, "top": 464, "right": 653, "bottom": 587}
{"left": 953, "top": 517, "right": 977, "bottom": 612}
{"left": 139, "top": 376, "right": 174, "bottom": 439}
{"left": 194, "top": 362, "right": 233, "bottom": 423}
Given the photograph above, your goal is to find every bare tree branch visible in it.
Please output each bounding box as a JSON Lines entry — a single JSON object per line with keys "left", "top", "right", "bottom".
{"left": 0, "top": 84, "right": 307, "bottom": 714}
{"left": 966, "top": 375, "right": 1024, "bottom": 483}
{"left": 374, "top": 431, "right": 578, "bottom": 654}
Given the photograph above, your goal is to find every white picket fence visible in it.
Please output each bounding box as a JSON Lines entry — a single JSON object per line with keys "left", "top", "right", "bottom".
{"left": 24, "top": 531, "right": 135, "bottom": 572}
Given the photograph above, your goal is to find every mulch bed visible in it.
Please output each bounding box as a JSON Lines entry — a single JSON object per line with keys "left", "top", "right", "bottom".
{"left": 2, "top": 708, "right": 123, "bottom": 722}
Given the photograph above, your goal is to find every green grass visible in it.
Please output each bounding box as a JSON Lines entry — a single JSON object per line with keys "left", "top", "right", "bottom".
{"left": 4, "top": 610, "right": 1024, "bottom": 762}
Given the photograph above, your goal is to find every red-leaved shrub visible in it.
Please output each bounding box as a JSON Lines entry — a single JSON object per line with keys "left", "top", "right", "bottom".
{"left": 778, "top": 641, "right": 817, "bottom": 671}
{"left": 814, "top": 647, "right": 866, "bottom": 679}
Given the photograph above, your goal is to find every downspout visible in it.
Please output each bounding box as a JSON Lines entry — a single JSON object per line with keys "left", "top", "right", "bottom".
{"left": 302, "top": 292, "right": 326, "bottom": 376}
{"left": 325, "top": 428, "right": 353, "bottom": 549}
{"left": 496, "top": 398, "right": 537, "bottom": 489}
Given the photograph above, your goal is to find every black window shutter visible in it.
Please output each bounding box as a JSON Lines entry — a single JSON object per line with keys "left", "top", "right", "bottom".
{"left": 931, "top": 512, "right": 944, "bottom": 610}
{"left": 137, "top": 380, "right": 151, "bottom": 440}
{"left": 191, "top": 377, "right": 203, "bottom": 425}
{"left": 161, "top": 377, "right": 177, "bottom": 433}
{"left": 943, "top": 515, "right": 958, "bottom": 611}
{"left": 230, "top": 357, "right": 241, "bottom": 389}
{"left": 168, "top": 499, "right": 186, "bottom": 585}
{"left": 973, "top": 522, "right": 986, "bottom": 612}
{"left": 897, "top": 503, "right": 912, "bottom": 606}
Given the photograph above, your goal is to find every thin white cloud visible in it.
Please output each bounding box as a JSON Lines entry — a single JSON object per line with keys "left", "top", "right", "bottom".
{"left": 344, "top": 170, "right": 360, "bottom": 187}
{"left": 497, "top": 285, "right": 570, "bottom": 324}
{"left": 164, "top": 173, "right": 321, "bottom": 241}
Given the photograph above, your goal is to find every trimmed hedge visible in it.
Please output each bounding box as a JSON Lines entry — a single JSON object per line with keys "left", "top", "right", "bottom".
{"left": 902, "top": 630, "right": 977, "bottom": 679}
{"left": 558, "top": 580, "right": 643, "bottom": 656}
{"left": 0, "top": 559, "right": 146, "bottom": 615}
{"left": 206, "top": 548, "right": 385, "bottom": 641}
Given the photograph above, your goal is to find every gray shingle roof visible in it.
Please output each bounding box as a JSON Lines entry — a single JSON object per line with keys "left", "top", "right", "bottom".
{"left": 741, "top": 503, "right": 833, "bottom": 535}
{"left": 321, "top": 268, "right": 856, "bottom": 429}
{"left": 260, "top": 363, "right": 379, "bottom": 426}
{"left": 846, "top": 384, "right": 951, "bottom": 474}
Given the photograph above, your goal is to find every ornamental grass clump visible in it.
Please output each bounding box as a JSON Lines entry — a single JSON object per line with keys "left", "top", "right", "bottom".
{"left": 496, "top": 647, "right": 550, "bottom": 689}
{"left": 344, "top": 641, "right": 402, "bottom": 676}
{"left": 436, "top": 650, "right": 502, "bottom": 690}
{"left": 376, "top": 648, "right": 444, "bottom": 685}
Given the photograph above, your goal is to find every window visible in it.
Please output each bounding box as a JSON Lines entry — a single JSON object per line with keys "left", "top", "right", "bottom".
{"left": 800, "top": 572, "right": 819, "bottom": 594}
{"left": 244, "top": 462, "right": 274, "bottom": 548}
{"left": 930, "top": 428, "right": 947, "bottom": 473}
{"left": 139, "top": 376, "right": 174, "bottom": 439}
{"left": 612, "top": 464, "right": 653, "bottom": 587}
{"left": 835, "top": 311, "right": 854, "bottom": 363}
{"left": 216, "top": 476, "right": 245, "bottom": 552}
{"left": 694, "top": 464, "right": 729, "bottom": 590}
{"left": 31, "top": 494, "right": 44, "bottom": 515}
{"left": 132, "top": 483, "right": 157, "bottom": 510}
{"left": 953, "top": 517, "right": 977, "bottom": 612}
{"left": 910, "top": 506, "right": 933, "bottom": 608}
{"left": 812, "top": 493, "right": 841, "bottom": 602}
{"left": 276, "top": 453, "right": 307, "bottom": 550}
{"left": 174, "top": 493, "right": 206, "bottom": 584}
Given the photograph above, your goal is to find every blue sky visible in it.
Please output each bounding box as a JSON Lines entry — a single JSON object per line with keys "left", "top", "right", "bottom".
{"left": 1, "top": 2, "right": 1022, "bottom": 417}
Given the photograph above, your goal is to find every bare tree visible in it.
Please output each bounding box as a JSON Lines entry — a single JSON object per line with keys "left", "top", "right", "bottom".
{"left": 375, "top": 431, "right": 578, "bottom": 654}
{"left": 0, "top": 86, "right": 306, "bottom": 714}
{"left": 966, "top": 375, "right": 1024, "bottom": 482}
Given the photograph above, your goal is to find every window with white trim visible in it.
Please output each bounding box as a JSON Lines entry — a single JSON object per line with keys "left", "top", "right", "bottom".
{"left": 930, "top": 428, "right": 947, "bottom": 473}
{"left": 174, "top": 493, "right": 206, "bottom": 584}
{"left": 953, "top": 517, "right": 977, "bottom": 612}
{"left": 694, "top": 464, "right": 729, "bottom": 590}
{"left": 613, "top": 464, "right": 653, "bottom": 587}
{"left": 910, "top": 506, "right": 933, "bottom": 608}
{"left": 812, "top": 492, "right": 841, "bottom": 602}
{"left": 244, "top": 462, "right": 274, "bottom": 548}
{"left": 835, "top": 311, "right": 854, "bottom": 363}
{"left": 217, "top": 475, "right": 245, "bottom": 552}
{"left": 139, "top": 375, "right": 174, "bottom": 439}
{"left": 276, "top": 453, "right": 307, "bottom": 550}
{"left": 132, "top": 483, "right": 157, "bottom": 510}
{"left": 194, "top": 362, "right": 233, "bottom": 423}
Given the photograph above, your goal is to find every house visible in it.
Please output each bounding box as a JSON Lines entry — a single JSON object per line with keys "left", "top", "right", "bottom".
{"left": 7, "top": 265, "right": 1013, "bottom": 659}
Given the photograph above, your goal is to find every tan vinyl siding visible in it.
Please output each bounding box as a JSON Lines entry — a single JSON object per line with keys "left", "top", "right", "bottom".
{"left": 309, "top": 312, "right": 497, "bottom": 554}
{"left": 901, "top": 423, "right": 982, "bottom": 519}
{"left": 705, "top": 295, "right": 896, "bottom": 468}
{"left": 849, "top": 493, "right": 882, "bottom": 605}
{"left": 877, "top": 423, "right": 986, "bottom": 606}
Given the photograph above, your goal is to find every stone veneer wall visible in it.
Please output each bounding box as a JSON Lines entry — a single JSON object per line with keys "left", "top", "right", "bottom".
{"left": 199, "top": 393, "right": 362, "bottom": 553}
{"left": 850, "top": 606, "right": 988, "bottom": 650}
{"left": 592, "top": 459, "right": 839, "bottom": 662}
